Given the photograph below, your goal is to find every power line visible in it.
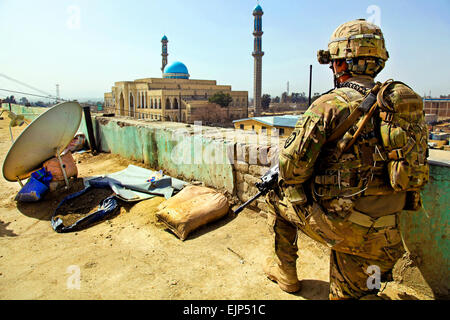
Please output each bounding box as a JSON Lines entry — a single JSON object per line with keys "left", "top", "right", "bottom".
{"left": 0, "top": 88, "right": 66, "bottom": 101}
{"left": 0, "top": 73, "right": 54, "bottom": 97}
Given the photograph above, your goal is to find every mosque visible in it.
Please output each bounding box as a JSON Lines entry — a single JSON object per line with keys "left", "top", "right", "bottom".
{"left": 103, "top": 35, "right": 249, "bottom": 124}
{"left": 104, "top": 4, "right": 266, "bottom": 124}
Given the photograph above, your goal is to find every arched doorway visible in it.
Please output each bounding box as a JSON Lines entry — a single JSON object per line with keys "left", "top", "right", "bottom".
{"left": 129, "top": 93, "right": 135, "bottom": 117}
{"left": 120, "top": 93, "right": 125, "bottom": 116}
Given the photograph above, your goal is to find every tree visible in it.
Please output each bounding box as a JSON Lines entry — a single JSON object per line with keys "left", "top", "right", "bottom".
{"left": 20, "top": 97, "right": 29, "bottom": 105}
{"left": 4, "top": 96, "right": 16, "bottom": 104}
{"left": 272, "top": 96, "right": 280, "bottom": 103}
{"left": 261, "top": 94, "right": 271, "bottom": 110}
{"left": 291, "top": 93, "right": 300, "bottom": 103}
{"left": 208, "top": 92, "right": 233, "bottom": 108}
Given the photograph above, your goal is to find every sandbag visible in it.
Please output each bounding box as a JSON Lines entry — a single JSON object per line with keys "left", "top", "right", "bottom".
{"left": 156, "top": 185, "right": 230, "bottom": 241}
{"left": 43, "top": 151, "right": 78, "bottom": 182}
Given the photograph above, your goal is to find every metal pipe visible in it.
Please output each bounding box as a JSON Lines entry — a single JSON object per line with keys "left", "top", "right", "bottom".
{"left": 9, "top": 126, "right": 14, "bottom": 143}
{"left": 308, "top": 65, "right": 313, "bottom": 106}
{"left": 16, "top": 176, "right": 24, "bottom": 187}
{"left": 56, "top": 149, "right": 70, "bottom": 189}
{"left": 83, "top": 106, "right": 98, "bottom": 154}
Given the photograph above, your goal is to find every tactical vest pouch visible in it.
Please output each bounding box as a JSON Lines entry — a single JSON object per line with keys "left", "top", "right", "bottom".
{"left": 376, "top": 81, "right": 429, "bottom": 193}
{"left": 283, "top": 184, "right": 308, "bottom": 206}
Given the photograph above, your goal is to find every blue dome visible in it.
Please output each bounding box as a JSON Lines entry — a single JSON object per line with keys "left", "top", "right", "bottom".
{"left": 161, "top": 35, "right": 168, "bottom": 41}
{"left": 254, "top": 4, "right": 263, "bottom": 13}
{"left": 163, "top": 61, "right": 190, "bottom": 79}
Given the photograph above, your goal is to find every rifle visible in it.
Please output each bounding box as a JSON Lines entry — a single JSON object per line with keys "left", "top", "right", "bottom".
{"left": 233, "top": 164, "right": 279, "bottom": 215}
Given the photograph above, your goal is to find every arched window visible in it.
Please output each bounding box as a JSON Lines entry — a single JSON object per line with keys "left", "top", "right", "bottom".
{"left": 129, "top": 93, "right": 134, "bottom": 113}
{"left": 173, "top": 98, "right": 179, "bottom": 109}
{"left": 120, "top": 93, "right": 125, "bottom": 116}
{"left": 166, "top": 98, "right": 171, "bottom": 110}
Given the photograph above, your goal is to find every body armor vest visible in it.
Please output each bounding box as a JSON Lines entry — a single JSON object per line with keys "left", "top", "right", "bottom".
{"left": 312, "top": 81, "right": 429, "bottom": 203}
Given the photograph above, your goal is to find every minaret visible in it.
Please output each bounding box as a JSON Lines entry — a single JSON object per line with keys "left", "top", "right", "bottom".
{"left": 161, "top": 35, "right": 169, "bottom": 74}
{"left": 252, "top": 4, "right": 264, "bottom": 117}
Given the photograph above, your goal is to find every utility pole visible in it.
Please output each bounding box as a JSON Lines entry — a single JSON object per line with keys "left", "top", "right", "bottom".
{"left": 308, "top": 65, "right": 313, "bottom": 106}
{"left": 56, "top": 84, "right": 60, "bottom": 103}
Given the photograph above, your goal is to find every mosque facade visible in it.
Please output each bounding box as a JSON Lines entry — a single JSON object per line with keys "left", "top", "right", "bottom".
{"left": 104, "top": 35, "right": 248, "bottom": 125}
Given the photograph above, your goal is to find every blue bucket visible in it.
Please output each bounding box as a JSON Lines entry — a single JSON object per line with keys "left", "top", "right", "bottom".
{"left": 15, "top": 177, "right": 49, "bottom": 202}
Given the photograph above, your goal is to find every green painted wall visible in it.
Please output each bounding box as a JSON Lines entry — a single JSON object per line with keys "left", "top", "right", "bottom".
{"left": 400, "top": 164, "right": 450, "bottom": 297}
{"left": 1, "top": 103, "right": 47, "bottom": 122}
{"left": 79, "top": 117, "right": 235, "bottom": 193}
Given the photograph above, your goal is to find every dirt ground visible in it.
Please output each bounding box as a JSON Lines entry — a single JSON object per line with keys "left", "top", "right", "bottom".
{"left": 0, "top": 116, "right": 433, "bottom": 300}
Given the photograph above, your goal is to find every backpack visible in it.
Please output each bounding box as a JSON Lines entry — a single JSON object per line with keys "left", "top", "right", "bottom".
{"left": 375, "top": 80, "right": 429, "bottom": 192}
{"left": 324, "top": 80, "right": 429, "bottom": 206}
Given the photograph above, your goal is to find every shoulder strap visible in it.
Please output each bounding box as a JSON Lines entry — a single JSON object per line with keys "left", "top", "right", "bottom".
{"left": 341, "top": 80, "right": 395, "bottom": 153}
{"left": 327, "top": 81, "right": 383, "bottom": 143}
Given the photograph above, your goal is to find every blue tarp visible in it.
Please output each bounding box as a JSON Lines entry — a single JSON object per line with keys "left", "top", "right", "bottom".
{"left": 51, "top": 165, "right": 188, "bottom": 233}
{"left": 84, "top": 165, "right": 188, "bottom": 202}
{"left": 51, "top": 188, "right": 118, "bottom": 233}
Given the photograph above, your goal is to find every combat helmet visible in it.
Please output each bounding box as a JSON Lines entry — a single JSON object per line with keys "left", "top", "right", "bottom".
{"left": 318, "top": 19, "right": 389, "bottom": 78}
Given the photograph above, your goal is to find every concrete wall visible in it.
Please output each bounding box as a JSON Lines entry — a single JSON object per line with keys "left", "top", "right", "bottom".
{"left": 1, "top": 103, "right": 47, "bottom": 122}
{"left": 399, "top": 163, "right": 450, "bottom": 298}
{"left": 79, "top": 116, "right": 236, "bottom": 194}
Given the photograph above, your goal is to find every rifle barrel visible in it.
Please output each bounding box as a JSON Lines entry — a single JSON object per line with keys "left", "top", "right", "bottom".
{"left": 233, "top": 191, "right": 263, "bottom": 215}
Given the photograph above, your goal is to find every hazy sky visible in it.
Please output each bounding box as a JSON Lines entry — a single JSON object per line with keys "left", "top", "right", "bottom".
{"left": 0, "top": 0, "right": 449, "bottom": 101}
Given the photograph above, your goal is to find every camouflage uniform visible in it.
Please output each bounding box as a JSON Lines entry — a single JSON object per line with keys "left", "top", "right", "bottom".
{"left": 266, "top": 75, "right": 410, "bottom": 299}
{"left": 265, "top": 19, "right": 428, "bottom": 300}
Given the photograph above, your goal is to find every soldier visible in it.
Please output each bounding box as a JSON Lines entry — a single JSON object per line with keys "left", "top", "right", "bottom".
{"left": 264, "top": 19, "right": 429, "bottom": 300}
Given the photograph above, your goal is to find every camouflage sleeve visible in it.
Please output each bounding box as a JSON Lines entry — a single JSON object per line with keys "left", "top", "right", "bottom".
{"left": 279, "top": 93, "right": 348, "bottom": 185}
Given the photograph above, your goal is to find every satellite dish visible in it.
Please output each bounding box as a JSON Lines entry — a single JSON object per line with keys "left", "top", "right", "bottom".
{"left": 2, "top": 101, "right": 82, "bottom": 182}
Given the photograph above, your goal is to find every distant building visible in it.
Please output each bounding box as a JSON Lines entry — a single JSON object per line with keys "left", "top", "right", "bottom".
{"left": 424, "top": 98, "right": 450, "bottom": 120}
{"left": 233, "top": 115, "right": 301, "bottom": 138}
{"left": 104, "top": 36, "right": 248, "bottom": 125}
